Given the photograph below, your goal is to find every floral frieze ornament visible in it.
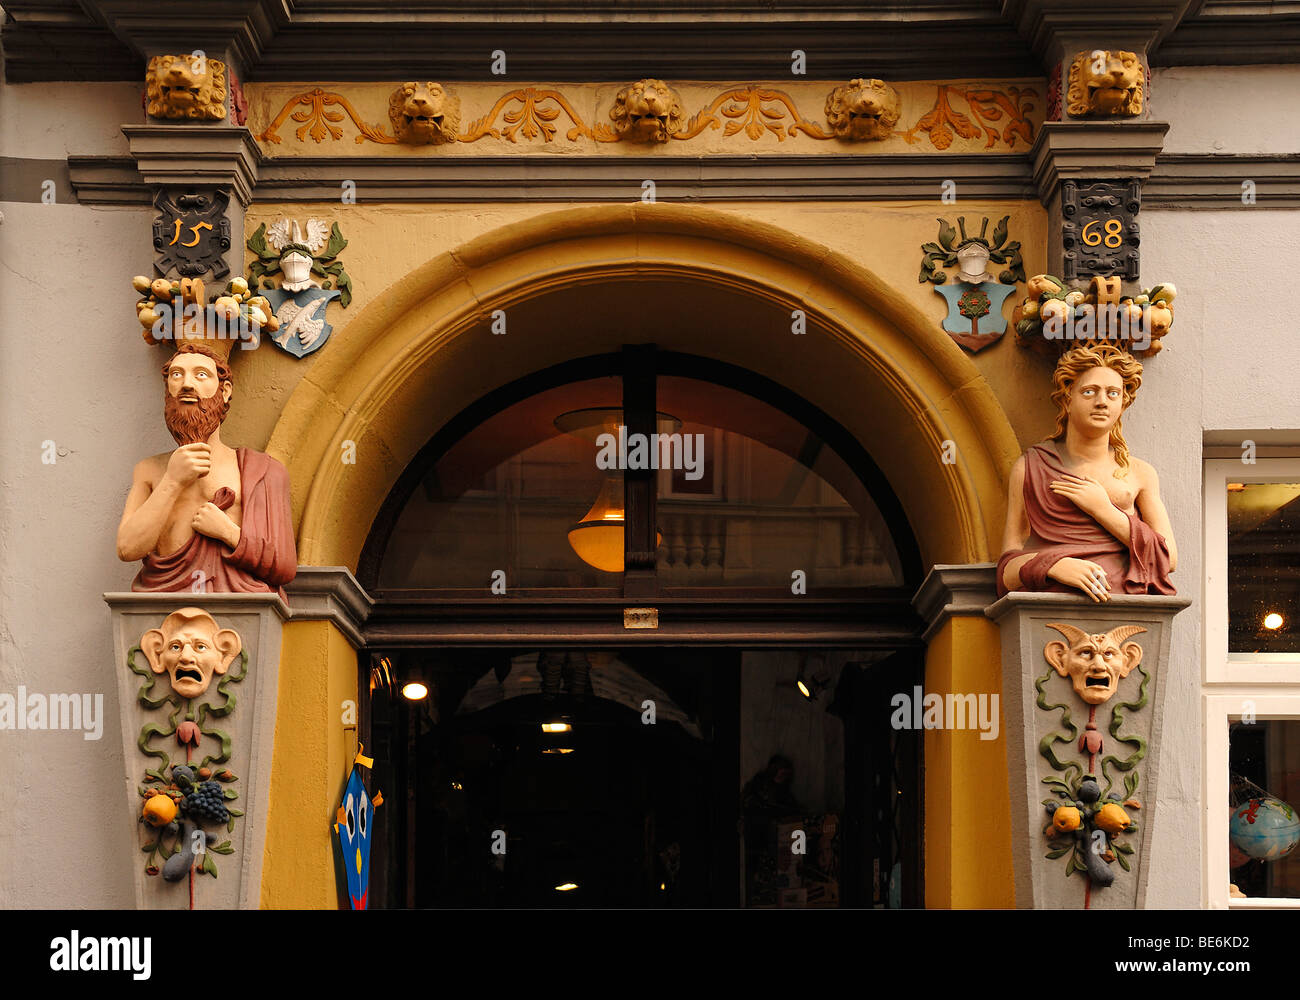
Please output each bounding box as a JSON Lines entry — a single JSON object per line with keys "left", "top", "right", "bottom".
{"left": 824, "top": 79, "right": 901, "bottom": 141}
{"left": 1066, "top": 51, "right": 1144, "bottom": 118}
{"left": 245, "top": 218, "right": 353, "bottom": 358}
{"left": 129, "top": 608, "right": 247, "bottom": 891}
{"left": 146, "top": 54, "right": 228, "bottom": 121}
{"left": 388, "top": 82, "right": 461, "bottom": 145}
{"left": 920, "top": 216, "right": 1024, "bottom": 352}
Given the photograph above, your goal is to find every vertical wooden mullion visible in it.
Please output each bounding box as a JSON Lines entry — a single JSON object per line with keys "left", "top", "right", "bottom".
{"left": 622, "top": 344, "right": 658, "bottom": 599}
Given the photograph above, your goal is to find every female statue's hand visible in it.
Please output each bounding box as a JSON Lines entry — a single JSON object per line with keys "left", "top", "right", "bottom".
{"left": 1048, "top": 557, "right": 1111, "bottom": 602}
{"left": 1049, "top": 473, "right": 1113, "bottom": 519}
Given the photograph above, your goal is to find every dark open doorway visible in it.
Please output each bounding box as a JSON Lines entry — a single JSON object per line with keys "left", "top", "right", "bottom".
{"left": 364, "top": 646, "right": 922, "bottom": 908}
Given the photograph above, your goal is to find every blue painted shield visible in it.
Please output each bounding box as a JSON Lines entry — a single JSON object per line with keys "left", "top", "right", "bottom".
{"left": 933, "top": 281, "right": 1017, "bottom": 352}
{"left": 264, "top": 286, "right": 341, "bottom": 358}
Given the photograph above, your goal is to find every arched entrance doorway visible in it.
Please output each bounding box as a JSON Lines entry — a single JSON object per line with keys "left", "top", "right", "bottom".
{"left": 263, "top": 204, "right": 1020, "bottom": 908}
{"left": 358, "top": 349, "right": 925, "bottom": 907}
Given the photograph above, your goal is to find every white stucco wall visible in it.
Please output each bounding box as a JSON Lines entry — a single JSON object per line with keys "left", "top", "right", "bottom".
{"left": 0, "top": 77, "right": 164, "bottom": 908}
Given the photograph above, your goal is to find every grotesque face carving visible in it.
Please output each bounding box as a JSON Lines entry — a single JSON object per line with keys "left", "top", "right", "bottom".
{"left": 146, "top": 54, "right": 228, "bottom": 121}
{"left": 825, "top": 78, "right": 901, "bottom": 141}
{"left": 610, "top": 79, "right": 686, "bottom": 143}
{"left": 1066, "top": 51, "right": 1144, "bottom": 117}
{"left": 141, "top": 609, "right": 242, "bottom": 700}
{"left": 388, "top": 82, "right": 461, "bottom": 145}
{"left": 1045, "top": 623, "right": 1146, "bottom": 704}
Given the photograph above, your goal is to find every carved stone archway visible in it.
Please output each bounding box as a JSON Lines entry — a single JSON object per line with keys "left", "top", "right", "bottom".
{"left": 268, "top": 202, "right": 1019, "bottom": 572}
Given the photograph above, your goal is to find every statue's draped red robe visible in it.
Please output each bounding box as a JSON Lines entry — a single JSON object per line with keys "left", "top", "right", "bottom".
{"left": 996, "top": 442, "right": 1175, "bottom": 598}
{"left": 131, "top": 448, "right": 297, "bottom": 599}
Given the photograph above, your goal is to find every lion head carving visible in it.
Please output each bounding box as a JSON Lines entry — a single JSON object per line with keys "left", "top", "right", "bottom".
{"left": 1066, "top": 50, "right": 1144, "bottom": 117}
{"left": 388, "top": 82, "right": 461, "bottom": 145}
{"left": 609, "top": 79, "right": 686, "bottom": 143}
{"left": 825, "top": 79, "right": 901, "bottom": 141}
{"left": 146, "top": 54, "right": 228, "bottom": 121}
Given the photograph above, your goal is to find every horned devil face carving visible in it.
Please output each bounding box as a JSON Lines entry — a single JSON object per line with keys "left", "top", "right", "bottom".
{"left": 141, "top": 608, "right": 242, "bottom": 699}
{"left": 1044, "top": 623, "right": 1146, "bottom": 705}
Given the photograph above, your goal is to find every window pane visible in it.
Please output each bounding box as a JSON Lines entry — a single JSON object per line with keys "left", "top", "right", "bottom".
{"left": 656, "top": 377, "right": 902, "bottom": 590}
{"left": 1227, "top": 482, "right": 1300, "bottom": 653}
{"left": 377, "top": 378, "right": 624, "bottom": 590}
{"left": 1229, "top": 720, "right": 1300, "bottom": 899}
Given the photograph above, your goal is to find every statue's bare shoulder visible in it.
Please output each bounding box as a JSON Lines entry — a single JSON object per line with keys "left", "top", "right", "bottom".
{"left": 133, "top": 451, "right": 172, "bottom": 487}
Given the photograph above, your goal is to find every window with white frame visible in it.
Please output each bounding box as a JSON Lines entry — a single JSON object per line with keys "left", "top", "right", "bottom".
{"left": 1205, "top": 454, "right": 1300, "bottom": 909}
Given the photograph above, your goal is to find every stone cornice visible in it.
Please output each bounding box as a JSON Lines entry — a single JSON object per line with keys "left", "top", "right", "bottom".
{"left": 912, "top": 563, "right": 999, "bottom": 643}
{"left": 1030, "top": 121, "right": 1170, "bottom": 205}
{"left": 283, "top": 566, "right": 373, "bottom": 648}
{"left": 6, "top": 1, "right": 1297, "bottom": 82}
{"left": 67, "top": 149, "right": 1300, "bottom": 207}
{"left": 122, "top": 125, "right": 263, "bottom": 206}
{"left": 1001, "top": 0, "right": 1199, "bottom": 60}
{"left": 81, "top": 0, "right": 292, "bottom": 76}
{"left": 103, "top": 590, "right": 293, "bottom": 620}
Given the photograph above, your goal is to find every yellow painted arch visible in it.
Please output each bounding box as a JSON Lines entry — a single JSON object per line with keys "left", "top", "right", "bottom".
{"left": 268, "top": 202, "right": 1020, "bottom": 572}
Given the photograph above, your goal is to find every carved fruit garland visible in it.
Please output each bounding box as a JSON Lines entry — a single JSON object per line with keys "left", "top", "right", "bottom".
{"left": 129, "top": 644, "right": 246, "bottom": 885}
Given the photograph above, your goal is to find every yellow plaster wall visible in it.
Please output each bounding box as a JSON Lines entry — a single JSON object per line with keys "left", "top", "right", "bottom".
{"left": 924, "top": 614, "right": 1014, "bottom": 909}
{"left": 260, "top": 620, "right": 358, "bottom": 909}
{"left": 228, "top": 199, "right": 1052, "bottom": 467}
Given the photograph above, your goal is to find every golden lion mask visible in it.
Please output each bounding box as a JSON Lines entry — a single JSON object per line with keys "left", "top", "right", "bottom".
{"left": 146, "top": 54, "right": 227, "bottom": 121}
{"left": 388, "top": 82, "right": 461, "bottom": 145}
{"left": 825, "top": 78, "right": 901, "bottom": 141}
{"left": 1066, "top": 50, "right": 1144, "bottom": 117}
{"left": 609, "top": 79, "right": 686, "bottom": 143}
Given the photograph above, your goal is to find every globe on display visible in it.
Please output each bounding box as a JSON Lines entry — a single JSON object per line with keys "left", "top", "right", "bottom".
{"left": 1229, "top": 797, "right": 1300, "bottom": 861}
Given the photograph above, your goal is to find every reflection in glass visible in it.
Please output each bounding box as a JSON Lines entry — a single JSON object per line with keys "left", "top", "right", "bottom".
{"left": 1227, "top": 482, "right": 1300, "bottom": 653}
{"left": 1228, "top": 720, "right": 1300, "bottom": 899}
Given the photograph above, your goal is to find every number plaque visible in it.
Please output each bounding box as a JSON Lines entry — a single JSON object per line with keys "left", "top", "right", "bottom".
{"left": 1060, "top": 179, "right": 1140, "bottom": 283}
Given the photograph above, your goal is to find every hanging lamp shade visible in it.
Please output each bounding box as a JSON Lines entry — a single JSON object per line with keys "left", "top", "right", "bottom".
{"left": 555, "top": 407, "right": 677, "bottom": 574}
{"left": 567, "top": 476, "right": 628, "bottom": 573}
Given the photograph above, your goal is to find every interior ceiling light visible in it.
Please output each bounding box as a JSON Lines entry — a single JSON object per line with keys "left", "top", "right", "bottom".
{"left": 1264, "top": 612, "right": 1285, "bottom": 630}
{"left": 554, "top": 408, "right": 677, "bottom": 573}
{"left": 542, "top": 748, "right": 576, "bottom": 755}
{"left": 401, "top": 681, "right": 429, "bottom": 701}
{"left": 796, "top": 656, "right": 829, "bottom": 701}
{"left": 555, "top": 883, "right": 579, "bottom": 892}
{"left": 541, "top": 722, "right": 572, "bottom": 733}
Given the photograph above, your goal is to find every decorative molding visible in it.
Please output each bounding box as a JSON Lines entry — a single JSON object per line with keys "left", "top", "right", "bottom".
{"left": 362, "top": 596, "right": 924, "bottom": 648}
{"left": 284, "top": 566, "right": 374, "bottom": 649}
{"left": 1001, "top": 0, "right": 1199, "bottom": 60}
{"left": 65, "top": 150, "right": 1300, "bottom": 207}
{"left": 1143, "top": 154, "right": 1300, "bottom": 210}
{"left": 911, "top": 563, "right": 999, "bottom": 643}
{"left": 123, "top": 125, "right": 263, "bottom": 208}
{"left": 1030, "top": 121, "right": 1170, "bottom": 207}
{"left": 253, "top": 81, "right": 1041, "bottom": 151}
{"left": 8, "top": 1, "right": 1299, "bottom": 84}
{"left": 902, "top": 85, "right": 1038, "bottom": 151}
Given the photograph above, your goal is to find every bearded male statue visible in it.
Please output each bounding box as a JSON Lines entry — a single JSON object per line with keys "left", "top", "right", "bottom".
{"left": 117, "top": 344, "right": 297, "bottom": 596}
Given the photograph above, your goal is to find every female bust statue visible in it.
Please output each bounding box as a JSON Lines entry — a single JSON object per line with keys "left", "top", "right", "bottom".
{"left": 997, "top": 343, "right": 1177, "bottom": 601}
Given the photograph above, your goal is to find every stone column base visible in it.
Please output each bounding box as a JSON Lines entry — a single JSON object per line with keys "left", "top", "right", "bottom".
{"left": 106, "top": 592, "right": 288, "bottom": 910}
{"left": 986, "top": 592, "right": 1190, "bottom": 909}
